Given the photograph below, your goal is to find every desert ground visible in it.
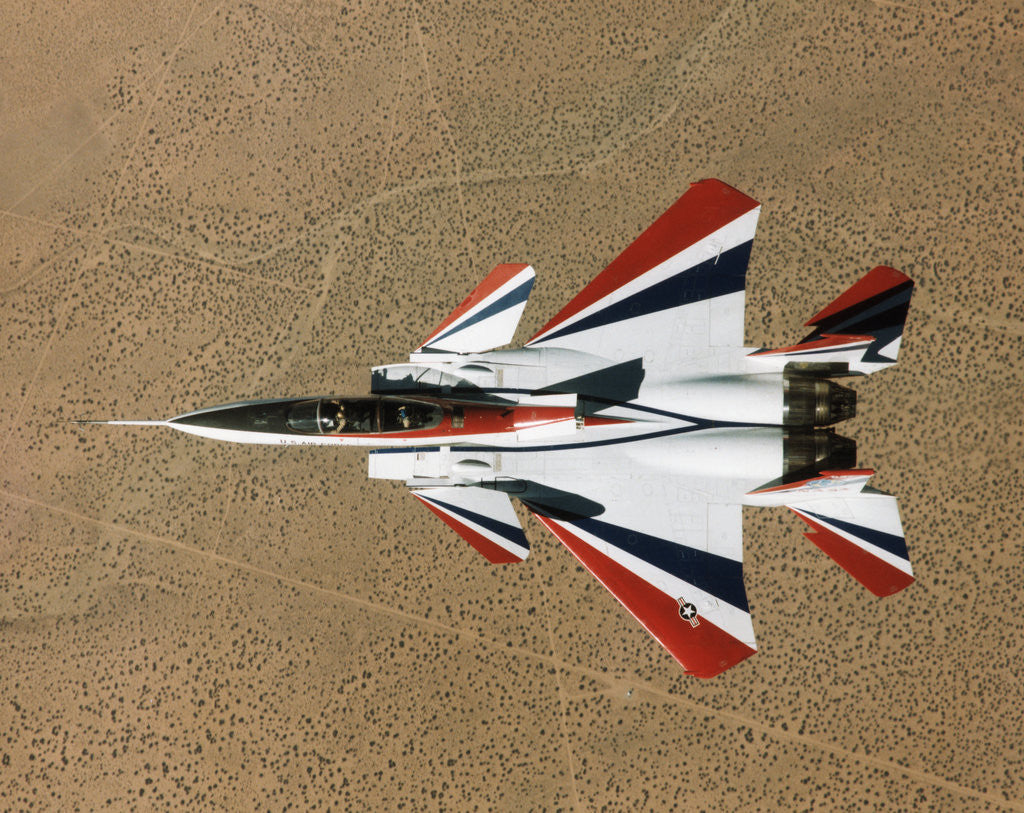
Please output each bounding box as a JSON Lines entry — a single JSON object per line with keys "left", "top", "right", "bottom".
{"left": 2, "top": 0, "right": 1022, "bottom": 809}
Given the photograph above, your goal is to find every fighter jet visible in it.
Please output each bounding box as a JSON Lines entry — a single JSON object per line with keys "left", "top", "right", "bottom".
{"left": 87, "top": 179, "right": 915, "bottom": 677}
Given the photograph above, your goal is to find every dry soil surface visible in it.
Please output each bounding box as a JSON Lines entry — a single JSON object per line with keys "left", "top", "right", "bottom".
{"left": 2, "top": 1, "right": 1022, "bottom": 810}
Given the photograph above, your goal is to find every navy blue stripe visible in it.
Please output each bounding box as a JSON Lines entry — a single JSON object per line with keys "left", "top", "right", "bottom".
{"left": 364, "top": 395, "right": 778, "bottom": 455}
{"left": 367, "top": 425, "right": 773, "bottom": 456}
{"left": 421, "top": 494, "right": 529, "bottom": 549}
{"left": 428, "top": 277, "right": 534, "bottom": 346}
{"left": 370, "top": 446, "right": 441, "bottom": 455}
{"left": 813, "top": 282, "right": 913, "bottom": 334}
{"left": 540, "top": 240, "right": 752, "bottom": 343}
{"left": 861, "top": 324, "right": 902, "bottom": 363}
{"left": 365, "top": 385, "right": 763, "bottom": 427}
{"left": 452, "top": 420, "right": 781, "bottom": 454}
{"left": 801, "top": 510, "right": 909, "bottom": 562}
{"left": 579, "top": 395, "right": 780, "bottom": 428}
{"left": 824, "top": 296, "right": 912, "bottom": 337}
{"left": 572, "top": 517, "right": 749, "bottom": 613}
{"left": 453, "top": 425, "right": 702, "bottom": 454}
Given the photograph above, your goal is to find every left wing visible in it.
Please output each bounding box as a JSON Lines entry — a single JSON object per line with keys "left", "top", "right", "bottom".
{"left": 517, "top": 447, "right": 757, "bottom": 678}
{"left": 533, "top": 508, "right": 755, "bottom": 678}
{"left": 527, "top": 179, "right": 760, "bottom": 369}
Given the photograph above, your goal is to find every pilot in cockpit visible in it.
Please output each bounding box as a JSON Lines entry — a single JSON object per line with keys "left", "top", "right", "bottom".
{"left": 397, "top": 405, "right": 412, "bottom": 428}
{"left": 321, "top": 401, "right": 346, "bottom": 433}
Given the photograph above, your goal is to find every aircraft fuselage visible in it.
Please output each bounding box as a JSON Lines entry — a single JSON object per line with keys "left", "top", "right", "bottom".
{"left": 165, "top": 393, "right": 600, "bottom": 447}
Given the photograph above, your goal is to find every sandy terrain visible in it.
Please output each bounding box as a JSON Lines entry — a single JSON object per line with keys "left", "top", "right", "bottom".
{"left": 2, "top": 0, "right": 1022, "bottom": 809}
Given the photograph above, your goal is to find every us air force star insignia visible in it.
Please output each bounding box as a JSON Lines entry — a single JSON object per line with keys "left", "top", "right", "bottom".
{"left": 677, "top": 598, "right": 700, "bottom": 628}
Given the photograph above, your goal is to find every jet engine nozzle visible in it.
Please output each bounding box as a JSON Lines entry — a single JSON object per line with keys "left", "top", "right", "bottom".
{"left": 783, "top": 428, "right": 857, "bottom": 475}
{"left": 783, "top": 374, "right": 857, "bottom": 426}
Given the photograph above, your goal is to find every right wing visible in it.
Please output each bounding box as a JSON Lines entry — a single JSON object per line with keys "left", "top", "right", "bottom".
{"left": 533, "top": 507, "right": 756, "bottom": 679}
{"left": 390, "top": 440, "right": 757, "bottom": 676}
{"left": 527, "top": 179, "right": 761, "bottom": 369}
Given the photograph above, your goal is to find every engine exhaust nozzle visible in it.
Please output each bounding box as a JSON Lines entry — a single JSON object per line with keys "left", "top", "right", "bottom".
{"left": 783, "top": 374, "right": 857, "bottom": 426}
{"left": 783, "top": 429, "right": 857, "bottom": 475}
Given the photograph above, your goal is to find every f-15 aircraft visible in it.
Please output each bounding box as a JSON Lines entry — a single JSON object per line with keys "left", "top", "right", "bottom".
{"left": 90, "top": 179, "right": 915, "bottom": 677}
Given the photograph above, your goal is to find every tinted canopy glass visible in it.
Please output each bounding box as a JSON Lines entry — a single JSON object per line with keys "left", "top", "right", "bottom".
{"left": 285, "top": 397, "right": 442, "bottom": 435}
{"left": 286, "top": 399, "right": 378, "bottom": 434}
{"left": 380, "top": 400, "right": 443, "bottom": 432}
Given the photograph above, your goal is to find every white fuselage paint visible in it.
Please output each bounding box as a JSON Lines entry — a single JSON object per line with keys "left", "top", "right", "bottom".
{"left": 158, "top": 347, "right": 820, "bottom": 511}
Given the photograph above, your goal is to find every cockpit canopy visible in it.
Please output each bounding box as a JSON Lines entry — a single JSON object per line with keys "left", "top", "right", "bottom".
{"left": 285, "top": 397, "right": 442, "bottom": 435}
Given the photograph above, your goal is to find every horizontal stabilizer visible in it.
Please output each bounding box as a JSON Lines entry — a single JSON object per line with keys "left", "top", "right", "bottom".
{"left": 415, "top": 263, "right": 535, "bottom": 354}
{"left": 750, "top": 266, "right": 914, "bottom": 375}
{"left": 747, "top": 469, "right": 876, "bottom": 500}
{"left": 787, "top": 491, "right": 913, "bottom": 597}
{"left": 412, "top": 486, "right": 529, "bottom": 563}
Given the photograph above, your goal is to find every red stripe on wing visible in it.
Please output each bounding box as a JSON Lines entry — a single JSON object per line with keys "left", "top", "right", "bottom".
{"left": 414, "top": 493, "right": 522, "bottom": 564}
{"left": 533, "top": 514, "right": 755, "bottom": 678}
{"left": 791, "top": 509, "right": 914, "bottom": 597}
{"left": 531, "top": 179, "right": 759, "bottom": 342}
